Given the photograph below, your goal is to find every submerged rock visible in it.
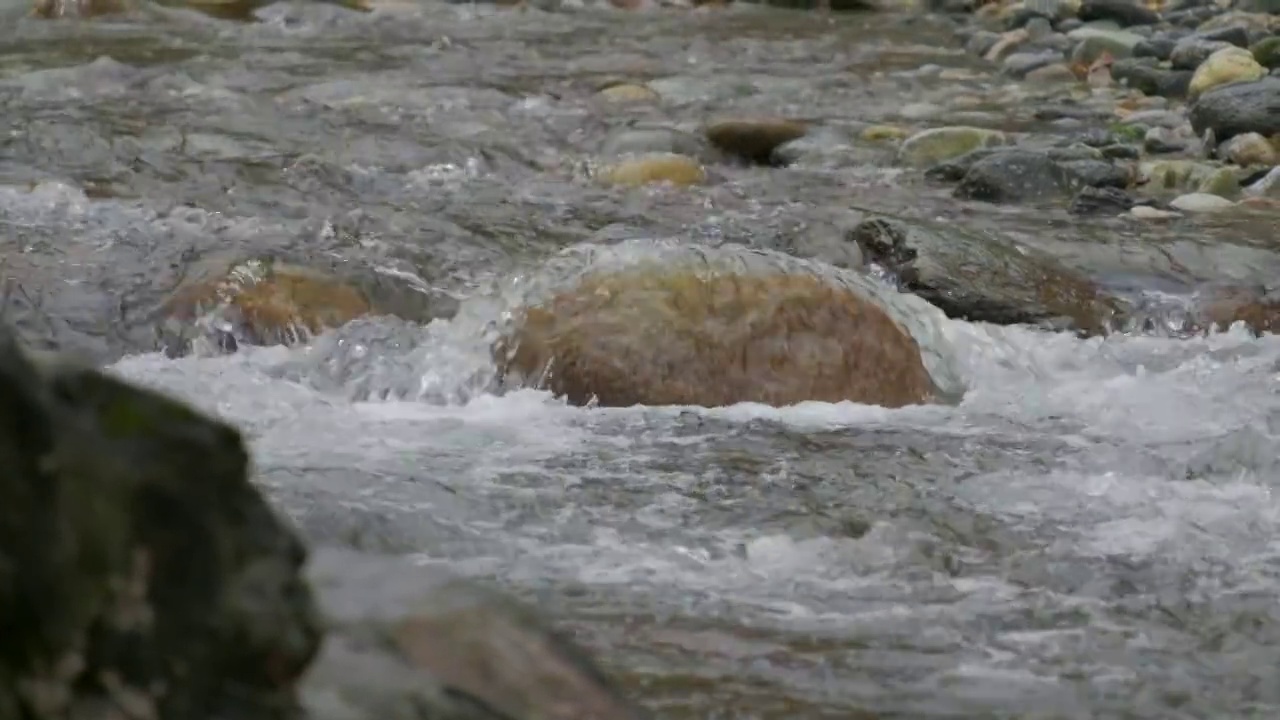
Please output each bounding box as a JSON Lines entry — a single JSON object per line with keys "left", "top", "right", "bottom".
{"left": 897, "top": 126, "right": 1009, "bottom": 168}
{"left": 597, "top": 153, "right": 707, "bottom": 187}
{"left": 161, "top": 259, "right": 377, "bottom": 356}
{"left": 595, "top": 82, "right": 661, "bottom": 104}
{"left": 493, "top": 270, "right": 941, "bottom": 409}
{"left": 849, "top": 216, "right": 1124, "bottom": 335}
{"left": 303, "top": 550, "right": 645, "bottom": 720}
{"left": 704, "top": 118, "right": 808, "bottom": 165}
{"left": 0, "top": 327, "right": 320, "bottom": 719}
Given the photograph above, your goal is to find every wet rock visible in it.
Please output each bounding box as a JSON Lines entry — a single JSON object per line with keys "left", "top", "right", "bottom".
{"left": 493, "top": 270, "right": 940, "bottom": 409}
{"left": 1133, "top": 35, "right": 1178, "bottom": 60}
{"left": 1077, "top": 0, "right": 1161, "bottom": 26}
{"left": 1121, "top": 108, "right": 1186, "bottom": 127}
{"left": 1188, "top": 77, "right": 1280, "bottom": 142}
{"left": 1110, "top": 57, "right": 1193, "bottom": 97}
{"left": 595, "top": 82, "right": 660, "bottom": 104}
{"left": 923, "top": 147, "right": 1006, "bottom": 182}
{"left": 1252, "top": 36, "right": 1280, "bottom": 70}
{"left": 1022, "top": 0, "right": 1078, "bottom": 22}
{"left": 770, "top": 127, "right": 890, "bottom": 168}
{"left": 704, "top": 118, "right": 808, "bottom": 166}
{"left": 1024, "top": 61, "right": 1080, "bottom": 82}
{"left": 597, "top": 153, "right": 706, "bottom": 188}
{"left": 1069, "top": 184, "right": 1141, "bottom": 214}
{"left": 1144, "top": 125, "right": 1192, "bottom": 153}
{"left": 0, "top": 328, "right": 320, "bottom": 719}
{"left": 1004, "top": 50, "right": 1066, "bottom": 77}
{"left": 782, "top": 223, "right": 866, "bottom": 270}
{"left": 1047, "top": 143, "right": 1107, "bottom": 162}
{"left": 898, "top": 102, "right": 946, "bottom": 121}
{"left": 1190, "top": 284, "right": 1280, "bottom": 335}
{"left": 162, "top": 260, "right": 380, "bottom": 356}
{"left": 1170, "top": 191, "right": 1236, "bottom": 211}
{"left": 849, "top": 216, "right": 1122, "bottom": 335}
{"left": 29, "top": 0, "right": 129, "bottom": 16}
{"left": 860, "top": 124, "right": 911, "bottom": 142}
{"left": 598, "top": 127, "right": 710, "bottom": 161}
{"left": 1171, "top": 37, "right": 1235, "bottom": 70}
{"left": 985, "top": 28, "right": 1033, "bottom": 62}
{"left": 1194, "top": 23, "right": 1253, "bottom": 49}
{"left": 1068, "top": 26, "right": 1146, "bottom": 64}
{"left": 1188, "top": 46, "right": 1267, "bottom": 98}
{"left": 1196, "top": 166, "right": 1243, "bottom": 197}
{"left": 953, "top": 149, "right": 1077, "bottom": 203}
{"left": 1100, "top": 143, "right": 1142, "bottom": 160}
{"left": 897, "top": 126, "right": 1009, "bottom": 168}
{"left": 1129, "top": 204, "right": 1181, "bottom": 219}
{"left": 965, "top": 30, "right": 1004, "bottom": 57}
{"left": 32, "top": 0, "right": 369, "bottom": 19}
{"left": 1245, "top": 166, "right": 1280, "bottom": 197}
{"left": 1059, "top": 157, "right": 1133, "bottom": 188}
{"left": 1146, "top": 157, "right": 1223, "bottom": 190}
{"left": 1219, "top": 131, "right": 1278, "bottom": 166}
{"left": 303, "top": 551, "right": 643, "bottom": 720}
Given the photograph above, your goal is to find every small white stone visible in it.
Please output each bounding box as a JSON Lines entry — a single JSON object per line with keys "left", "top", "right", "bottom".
{"left": 1129, "top": 205, "right": 1181, "bottom": 220}
{"left": 1169, "top": 192, "right": 1235, "bottom": 213}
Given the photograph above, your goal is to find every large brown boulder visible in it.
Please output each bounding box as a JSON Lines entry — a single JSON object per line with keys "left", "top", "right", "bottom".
{"left": 0, "top": 327, "right": 320, "bottom": 720}
{"left": 493, "top": 270, "right": 939, "bottom": 409}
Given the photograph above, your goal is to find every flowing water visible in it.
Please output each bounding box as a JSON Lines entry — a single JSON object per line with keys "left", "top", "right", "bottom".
{"left": 5, "top": 3, "right": 1280, "bottom": 718}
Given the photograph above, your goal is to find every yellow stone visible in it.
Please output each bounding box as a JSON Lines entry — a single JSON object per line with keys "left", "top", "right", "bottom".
{"left": 1188, "top": 46, "right": 1266, "bottom": 99}
{"left": 596, "top": 83, "right": 660, "bottom": 104}
{"left": 598, "top": 153, "right": 706, "bottom": 188}
{"left": 860, "top": 125, "right": 910, "bottom": 142}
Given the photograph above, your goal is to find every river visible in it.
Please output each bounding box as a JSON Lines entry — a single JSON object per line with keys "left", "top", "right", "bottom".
{"left": 5, "top": 2, "right": 1280, "bottom": 717}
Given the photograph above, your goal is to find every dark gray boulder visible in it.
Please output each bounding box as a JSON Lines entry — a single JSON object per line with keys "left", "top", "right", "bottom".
{"left": 0, "top": 327, "right": 321, "bottom": 720}
{"left": 1188, "top": 77, "right": 1280, "bottom": 143}
{"left": 953, "top": 150, "right": 1077, "bottom": 204}
{"left": 849, "top": 216, "right": 1126, "bottom": 335}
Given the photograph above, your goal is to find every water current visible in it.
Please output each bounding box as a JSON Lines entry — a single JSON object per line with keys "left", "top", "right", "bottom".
{"left": 5, "top": 2, "right": 1280, "bottom": 717}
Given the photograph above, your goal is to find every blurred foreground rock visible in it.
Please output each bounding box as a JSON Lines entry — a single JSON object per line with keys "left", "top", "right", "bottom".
{"left": 0, "top": 326, "right": 646, "bottom": 720}
{"left": 0, "top": 327, "right": 320, "bottom": 720}
{"left": 494, "top": 269, "right": 940, "bottom": 408}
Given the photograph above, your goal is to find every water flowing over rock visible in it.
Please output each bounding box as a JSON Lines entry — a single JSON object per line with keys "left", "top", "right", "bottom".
{"left": 494, "top": 268, "right": 944, "bottom": 409}
{"left": 482, "top": 240, "right": 967, "bottom": 400}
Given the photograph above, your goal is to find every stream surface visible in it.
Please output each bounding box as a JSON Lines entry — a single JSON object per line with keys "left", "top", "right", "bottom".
{"left": 5, "top": 2, "right": 1280, "bottom": 718}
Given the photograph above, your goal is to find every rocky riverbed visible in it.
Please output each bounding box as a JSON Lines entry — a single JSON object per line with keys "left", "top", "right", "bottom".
{"left": 4, "top": 0, "right": 1280, "bottom": 717}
